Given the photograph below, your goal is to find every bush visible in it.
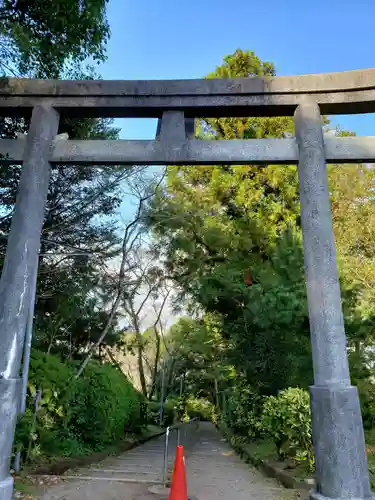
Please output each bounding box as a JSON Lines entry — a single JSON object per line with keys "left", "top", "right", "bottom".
{"left": 184, "top": 396, "right": 215, "bottom": 421}
{"left": 147, "top": 400, "right": 175, "bottom": 427}
{"left": 15, "top": 350, "right": 146, "bottom": 461}
{"left": 260, "top": 387, "right": 313, "bottom": 468}
{"left": 28, "top": 350, "right": 74, "bottom": 395}
{"left": 223, "top": 382, "right": 263, "bottom": 438}
{"left": 357, "top": 379, "right": 375, "bottom": 430}
{"left": 165, "top": 395, "right": 214, "bottom": 422}
{"left": 68, "top": 361, "right": 143, "bottom": 448}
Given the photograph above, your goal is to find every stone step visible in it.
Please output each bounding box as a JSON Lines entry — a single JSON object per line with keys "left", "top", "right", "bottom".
{"left": 69, "top": 469, "right": 165, "bottom": 484}
{"left": 85, "top": 468, "right": 162, "bottom": 478}
{"left": 62, "top": 474, "right": 163, "bottom": 484}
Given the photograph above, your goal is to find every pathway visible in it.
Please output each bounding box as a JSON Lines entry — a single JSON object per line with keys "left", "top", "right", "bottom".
{"left": 37, "top": 433, "right": 177, "bottom": 500}
{"left": 186, "top": 422, "right": 298, "bottom": 500}
{"left": 36, "top": 423, "right": 299, "bottom": 500}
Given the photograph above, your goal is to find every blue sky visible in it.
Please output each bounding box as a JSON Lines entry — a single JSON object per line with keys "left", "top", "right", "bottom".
{"left": 100, "top": 0, "right": 375, "bottom": 139}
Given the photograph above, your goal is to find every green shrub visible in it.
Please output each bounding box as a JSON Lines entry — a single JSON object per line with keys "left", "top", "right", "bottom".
{"left": 14, "top": 384, "right": 67, "bottom": 463}
{"left": 357, "top": 379, "right": 375, "bottom": 430}
{"left": 28, "top": 349, "right": 75, "bottom": 395}
{"left": 260, "top": 387, "right": 313, "bottom": 468}
{"left": 184, "top": 396, "right": 215, "bottom": 421}
{"left": 223, "top": 382, "right": 263, "bottom": 438}
{"left": 164, "top": 395, "right": 214, "bottom": 422}
{"left": 147, "top": 400, "right": 175, "bottom": 427}
{"left": 15, "top": 350, "right": 146, "bottom": 461}
{"left": 163, "top": 401, "right": 175, "bottom": 425}
{"left": 166, "top": 397, "right": 185, "bottom": 420}
{"left": 68, "top": 361, "right": 142, "bottom": 448}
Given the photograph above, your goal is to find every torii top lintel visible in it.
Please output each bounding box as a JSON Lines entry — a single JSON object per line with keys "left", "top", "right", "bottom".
{"left": 1, "top": 68, "right": 375, "bottom": 118}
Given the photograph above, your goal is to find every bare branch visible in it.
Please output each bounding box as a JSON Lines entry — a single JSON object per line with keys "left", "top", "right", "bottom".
{"left": 75, "top": 168, "right": 166, "bottom": 379}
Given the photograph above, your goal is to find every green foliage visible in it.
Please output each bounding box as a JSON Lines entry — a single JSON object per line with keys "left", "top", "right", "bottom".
{"left": 142, "top": 49, "right": 375, "bottom": 483}
{"left": 161, "top": 315, "right": 234, "bottom": 403}
{"left": 147, "top": 50, "right": 313, "bottom": 395}
{"left": 0, "top": 0, "right": 110, "bottom": 77}
{"left": 357, "top": 379, "right": 375, "bottom": 430}
{"left": 167, "top": 395, "right": 215, "bottom": 422}
{"left": 148, "top": 48, "right": 375, "bottom": 407}
{"left": 183, "top": 396, "right": 215, "bottom": 422}
{"left": 147, "top": 401, "right": 175, "bottom": 427}
{"left": 0, "top": 114, "right": 130, "bottom": 358}
{"left": 15, "top": 351, "right": 146, "bottom": 461}
{"left": 223, "top": 382, "right": 263, "bottom": 438}
{"left": 68, "top": 362, "right": 144, "bottom": 448}
{"left": 28, "top": 350, "right": 73, "bottom": 394}
{"left": 260, "top": 388, "right": 313, "bottom": 468}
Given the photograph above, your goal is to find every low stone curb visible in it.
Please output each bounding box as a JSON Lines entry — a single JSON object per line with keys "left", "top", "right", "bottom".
{"left": 26, "top": 429, "right": 166, "bottom": 476}
{"left": 219, "top": 425, "right": 315, "bottom": 492}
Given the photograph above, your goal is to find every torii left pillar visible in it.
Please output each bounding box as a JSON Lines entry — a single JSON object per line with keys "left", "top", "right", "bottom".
{"left": 0, "top": 105, "right": 59, "bottom": 500}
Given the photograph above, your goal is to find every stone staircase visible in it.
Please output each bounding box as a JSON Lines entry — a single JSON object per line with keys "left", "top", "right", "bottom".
{"left": 65, "top": 432, "right": 179, "bottom": 485}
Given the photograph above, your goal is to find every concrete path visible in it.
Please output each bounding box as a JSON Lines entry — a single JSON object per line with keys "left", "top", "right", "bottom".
{"left": 38, "top": 433, "right": 177, "bottom": 500}
{"left": 69, "top": 432, "right": 178, "bottom": 484}
{"left": 37, "top": 423, "right": 298, "bottom": 500}
{"left": 186, "top": 422, "right": 298, "bottom": 500}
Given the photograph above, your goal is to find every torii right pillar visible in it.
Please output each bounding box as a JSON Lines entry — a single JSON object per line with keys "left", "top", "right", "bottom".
{"left": 294, "top": 100, "right": 373, "bottom": 500}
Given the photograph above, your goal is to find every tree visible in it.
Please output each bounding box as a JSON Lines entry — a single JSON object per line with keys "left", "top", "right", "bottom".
{"left": 0, "top": 0, "right": 121, "bottom": 361}
{"left": 328, "top": 139, "right": 375, "bottom": 371}
{"left": 162, "top": 315, "right": 234, "bottom": 402}
{"left": 75, "top": 167, "right": 171, "bottom": 388}
{"left": 0, "top": 0, "right": 110, "bottom": 77}
{"left": 0, "top": 115, "right": 142, "bottom": 359}
{"left": 118, "top": 273, "right": 171, "bottom": 399}
{"left": 147, "top": 49, "right": 375, "bottom": 399}
{"left": 147, "top": 49, "right": 312, "bottom": 395}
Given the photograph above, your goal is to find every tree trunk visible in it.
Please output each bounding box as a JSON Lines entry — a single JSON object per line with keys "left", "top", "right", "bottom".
{"left": 137, "top": 344, "right": 147, "bottom": 396}
{"left": 148, "top": 334, "right": 161, "bottom": 400}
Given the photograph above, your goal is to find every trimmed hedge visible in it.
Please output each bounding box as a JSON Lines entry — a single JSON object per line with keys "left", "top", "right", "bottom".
{"left": 15, "top": 350, "right": 147, "bottom": 460}
{"left": 68, "top": 362, "right": 145, "bottom": 447}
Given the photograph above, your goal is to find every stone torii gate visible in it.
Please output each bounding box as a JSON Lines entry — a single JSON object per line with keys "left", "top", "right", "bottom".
{"left": 0, "top": 70, "right": 375, "bottom": 500}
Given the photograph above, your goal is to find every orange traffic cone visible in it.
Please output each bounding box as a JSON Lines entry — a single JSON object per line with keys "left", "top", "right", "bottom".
{"left": 169, "top": 445, "right": 188, "bottom": 500}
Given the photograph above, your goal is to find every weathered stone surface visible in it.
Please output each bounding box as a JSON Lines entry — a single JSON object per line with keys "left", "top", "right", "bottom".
{"left": 295, "top": 100, "right": 350, "bottom": 386}
{"left": 1, "top": 90, "right": 375, "bottom": 117}
{"left": 1, "top": 67, "right": 375, "bottom": 96}
{"left": 2, "top": 136, "right": 375, "bottom": 166}
{"left": 310, "top": 385, "right": 372, "bottom": 499}
{"left": 2, "top": 68, "right": 375, "bottom": 117}
{"left": 0, "top": 105, "right": 59, "bottom": 500}
{"left": 295, "top": 100, "right": 372, "bottom": 500}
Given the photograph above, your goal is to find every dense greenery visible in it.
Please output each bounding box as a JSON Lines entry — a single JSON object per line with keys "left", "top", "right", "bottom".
{"left": 0, "top": 0, "right": 129, "bottom": 359}
{"left": 144, "top": 49, "right": 375, "bottom": 472}
{"left": 0, "top": 0, "right": 109, "bottom": 77}
{"left": 147, "top": 51, "right": 313, "bottom": 395}
{"left": 15, "top": 350, "right": 146, "bottom": 461}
